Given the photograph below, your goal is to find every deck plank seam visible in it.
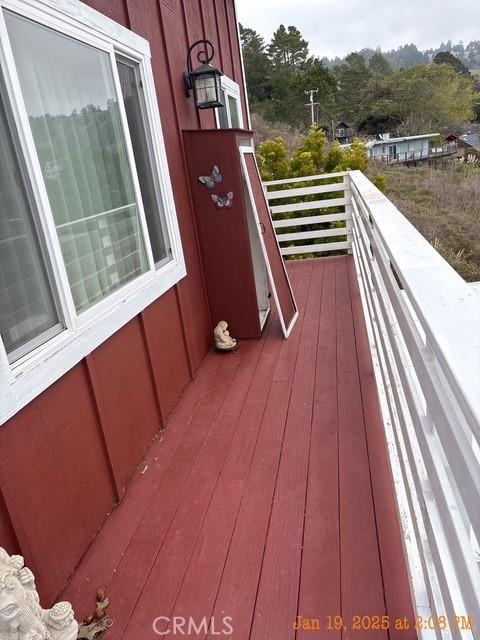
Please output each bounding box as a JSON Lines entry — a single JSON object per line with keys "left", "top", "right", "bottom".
{"left": 246, "top": 259, "right": 317, "bottom": 640}
{"left": 294, "top": 258, "right": 327, "bottom": 640}
{"left": 346, "top": 258, "right": 390, "bottom": 632}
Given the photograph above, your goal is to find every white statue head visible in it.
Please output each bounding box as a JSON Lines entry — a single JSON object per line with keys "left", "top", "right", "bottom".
{"left": 0, "top": 547, "right": 78, "bottom": 640}
{"left": 0, "top": 548, "right": 48, "bottom": 639}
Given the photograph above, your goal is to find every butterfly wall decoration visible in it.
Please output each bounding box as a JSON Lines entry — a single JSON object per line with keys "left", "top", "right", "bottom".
{"left": 211, "top": 192, "right": 234, "bottom": 208}
{"left": 198, "top": 165, "right": 223, "bottom": 189}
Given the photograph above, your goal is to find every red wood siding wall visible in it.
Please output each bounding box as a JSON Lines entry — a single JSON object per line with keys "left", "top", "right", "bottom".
{"left": 0, "top": 0, "right": 247, "bottom": 605}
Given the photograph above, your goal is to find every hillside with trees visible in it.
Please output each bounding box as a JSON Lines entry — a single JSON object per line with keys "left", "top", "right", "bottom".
{"left": 241, "top": 24, "right": 480, "bottom": 280}
{"left": 322, "top": 40, "right": 480, "bottom": 71}
{"left": 240, "top": 24, "right": 480, "bottom": 133}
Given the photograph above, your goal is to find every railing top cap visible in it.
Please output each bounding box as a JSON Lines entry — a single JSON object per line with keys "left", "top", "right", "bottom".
{"left": 349, "top": 170, "right": 480, "bottom": 426}
{"left": 263, "top": 171, "right": 348, "bottom": 187}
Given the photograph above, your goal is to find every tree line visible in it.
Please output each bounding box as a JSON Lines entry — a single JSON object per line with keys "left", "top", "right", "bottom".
{"left": 240, "top": 24, "right": 480, "bottom": 134}
{"left": 322, "top": 40, "right": 480, "bottom": 71}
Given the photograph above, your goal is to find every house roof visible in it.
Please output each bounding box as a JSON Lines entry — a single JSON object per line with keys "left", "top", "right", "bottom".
{"left": 444, "top": 133, "right": 480, "bottom": 148}
{"left": 366, "top": 133, "right": 439, "bottom": 148}
{"left": 461, "top": 133, "right": 480, "bottom": 149}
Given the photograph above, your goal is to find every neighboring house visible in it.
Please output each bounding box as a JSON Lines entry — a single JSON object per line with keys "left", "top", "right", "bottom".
{"left": 0, "top": 0, "right": 262, "bottom": 605}
{"left": 334, "top": 121, "right": 354, "bottom": 144}
{"left": 444, "top": 132, "right": 480, "bottom": 154}
{"left": 366, "top": 132, "right": 440, "bottom": 163}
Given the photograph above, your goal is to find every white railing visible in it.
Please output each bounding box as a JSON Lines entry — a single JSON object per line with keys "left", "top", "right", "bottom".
{"left": 264, "top": 172, "right": 352, "bottom": 255}
{"left": 265, "top": 170, "right": 480, "bottom": 638}
{"left": 368, "top": 143, "right": 458, "bottom": 165}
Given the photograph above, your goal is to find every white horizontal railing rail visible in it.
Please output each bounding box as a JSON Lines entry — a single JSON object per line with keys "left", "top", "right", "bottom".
{"left": 264, "top": 169, "right": 480, "bottom": 638}
{"left": 350, "top": 170, "right": 480, "bottom": 639}
{"left": 264, "top": 173, "right": 352, "bottom": 256}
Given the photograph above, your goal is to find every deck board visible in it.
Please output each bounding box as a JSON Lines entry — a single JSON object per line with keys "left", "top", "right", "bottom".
{"left": 62, "top": 256, "right": 414, "bottom": 640}
{"left": 296, "top": 258, "right": 340, "bottom": 640}
{"left": 336, "top": 259, "right": 388, "bottom": 639}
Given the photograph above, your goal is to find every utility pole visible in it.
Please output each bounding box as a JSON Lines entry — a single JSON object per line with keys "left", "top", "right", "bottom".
{"left": 304, "top": 89, "right": 319, "bottom": 125}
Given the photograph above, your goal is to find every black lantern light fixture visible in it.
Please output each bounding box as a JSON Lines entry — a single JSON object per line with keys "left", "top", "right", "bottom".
{"left": 184, "top": 39, "right": 224, "bottom": 110}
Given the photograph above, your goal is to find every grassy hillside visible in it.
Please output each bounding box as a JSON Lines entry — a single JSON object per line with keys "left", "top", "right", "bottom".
{"left": 367, "top": 162, "right": 480, "bottom": 281}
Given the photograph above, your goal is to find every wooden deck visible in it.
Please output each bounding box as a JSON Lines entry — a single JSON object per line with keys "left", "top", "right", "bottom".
{"left": 62, "top": 256, "right": 416, "bottom": 640}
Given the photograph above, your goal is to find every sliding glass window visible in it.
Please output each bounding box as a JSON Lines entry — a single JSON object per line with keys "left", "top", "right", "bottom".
{"left": 5, "top": 11, "right": 149, "bottom": 313}
{"left": 0, "top": 70, "right": 62, "bottom": 362}
{"left": 116, "top": 57, "right": 171, "bottom": 266}
{"left": 216, "top": 78, "right": 243, "bottom": 129}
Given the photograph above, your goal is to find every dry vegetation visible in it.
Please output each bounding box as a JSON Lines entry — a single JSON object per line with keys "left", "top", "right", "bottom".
{"left": 251, "top": 113, "right": 303, "bottom": 159}
{"left": 368, "top": 161, "right": 480, "bottom": 281}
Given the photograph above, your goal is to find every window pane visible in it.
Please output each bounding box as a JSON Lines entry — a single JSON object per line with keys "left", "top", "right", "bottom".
{"left": 0, "top": 73, "right": 61, "bottom": 360}
{"left": 116, "top": 59, "right": 170, "bottom": 265}
{"left": 217, "top": 89, "right": 229, "bottom": 128}
{"left": 228, "top": 95, "right": 240, "bottom": 128}
{"left": 5, "top": 11, "right": 148, "bottom": 313}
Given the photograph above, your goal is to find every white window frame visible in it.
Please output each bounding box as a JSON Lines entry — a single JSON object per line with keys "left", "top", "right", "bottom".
{"left": 215, "top": 75, "right": 244, "bottom": 129}
{"left": 0, "top": 0, "right": 187, "bottom": 424}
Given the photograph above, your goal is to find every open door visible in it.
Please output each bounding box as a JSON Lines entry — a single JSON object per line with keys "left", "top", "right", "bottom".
{"left": 239, "top": 147, "right": 298, "bottom": 337}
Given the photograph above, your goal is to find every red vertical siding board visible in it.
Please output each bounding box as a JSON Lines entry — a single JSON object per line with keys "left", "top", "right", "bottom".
{"left": 140, "top": 288, "right": 191, "bottom": 419}
{"left": 211, "top": 1, "right": 223, "bottom": 69}
{"left": 195, "top": 0, "right": 215, "bottom": 131}
{"left": 126, "top": 0, "right": 213, "bottom": 368}
{"left": 88, "top": 318, "right": 161, "bottom": 495}
{"left": 0, "top": 365, "right": 116, "bottom": 605}
{"left": 213, "top": 1, "right": 233, "bottom": 78}
{"left": 0, "top": 487, "right": 20, "bottom": 556}
{"left": 225, "top": 1, "right": 241, "bottom": 83}
{"left": 127, "top": 0, "right": 209, "bottom": 362}
{"left": 139, "top": 313, "right": 166, "bottom": 426}
{"left": 81, "top": 0, "right": 130, "bottom": 27}
{"left": 198, "top": 0, "right": 221, "bottom": 129}
{"left": 228, "top": 0, "right": 250, "bottom": 124}
{"left": 180, "top": 0, "right": 201, "bottom": 131}
{"left": 84, "top": 356, "right": 125, "bottom": 502}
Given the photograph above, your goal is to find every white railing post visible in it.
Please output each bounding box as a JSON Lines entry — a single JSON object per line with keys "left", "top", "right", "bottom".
{"left": 344, "top": 173, "right": 353, "bottom": 254}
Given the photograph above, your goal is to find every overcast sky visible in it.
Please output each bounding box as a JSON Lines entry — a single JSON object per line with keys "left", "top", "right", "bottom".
{"left": 237, "top": 0, "right": 480, "bottom": 58}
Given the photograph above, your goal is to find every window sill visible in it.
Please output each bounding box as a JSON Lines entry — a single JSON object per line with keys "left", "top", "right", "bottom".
{"left": 0, "top": 257, "right": 187, "bottom": 425}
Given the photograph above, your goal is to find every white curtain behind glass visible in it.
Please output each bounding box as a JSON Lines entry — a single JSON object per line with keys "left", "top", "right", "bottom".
{"left": 5, "top": 12, "right": 148, "bottom": 313}
{"left": 116, "top": 60, "right": 170, "bottom": 265}
{"left": 228, "top": 95, "right": 241, "bottom": 128}
{"left": 0, "top": 75, "right": 61, "bottom": 359}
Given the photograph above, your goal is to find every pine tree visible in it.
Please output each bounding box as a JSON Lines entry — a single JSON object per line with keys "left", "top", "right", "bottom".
{"left": 268, "top": 25, "right": 308, "bottom": 70}
{"left": 239, "top": 25, "right": 273, "bottom": 105}
{"left": 334, "top": 53, "right": 371, "bottom": 127}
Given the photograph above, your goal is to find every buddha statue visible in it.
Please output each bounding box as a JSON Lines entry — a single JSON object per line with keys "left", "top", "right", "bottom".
{"left": 214, "top": 321, "right": 237, "bottom": 351}
{"left": 0, "top": 547, "right": 78, "bottom": 640}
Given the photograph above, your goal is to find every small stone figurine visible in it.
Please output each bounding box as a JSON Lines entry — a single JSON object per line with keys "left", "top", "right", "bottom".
{"left": 0, "top": 547, "right": 78, "bottom": 640}
{"left": 214, "top": 321, "right": 237, "bottom": 352}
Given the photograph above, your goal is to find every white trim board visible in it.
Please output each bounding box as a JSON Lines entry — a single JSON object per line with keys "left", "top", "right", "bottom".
{"left": 239, "top": 146, "right": 298, "bottom": 339}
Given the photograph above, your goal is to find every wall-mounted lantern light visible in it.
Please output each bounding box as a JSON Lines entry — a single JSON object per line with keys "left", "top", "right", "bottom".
{"left": 184, "top": 39, "right": 223, "bottom": 110}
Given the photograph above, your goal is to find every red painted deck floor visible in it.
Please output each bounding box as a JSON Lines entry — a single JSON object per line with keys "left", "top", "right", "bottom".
{"left": 62, "top": 256, "right": 416, "bottom": 640}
